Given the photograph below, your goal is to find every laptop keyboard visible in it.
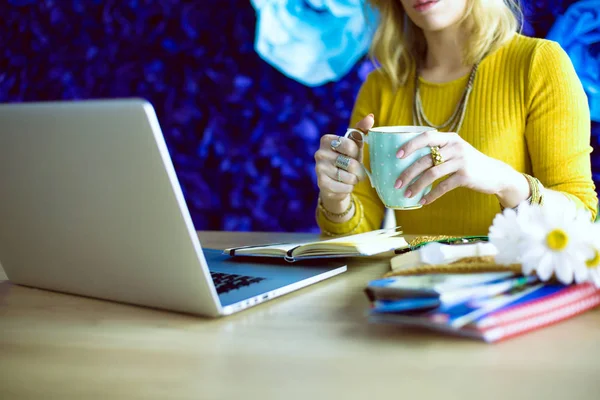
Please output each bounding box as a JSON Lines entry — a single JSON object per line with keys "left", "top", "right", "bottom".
{"left": 210, "top": 271, "right": 266, "bottom": 295}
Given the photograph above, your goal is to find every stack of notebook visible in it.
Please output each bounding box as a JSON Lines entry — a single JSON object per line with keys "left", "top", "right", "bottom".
{"left": 366, "top": 272, "right": 600, "bottom": 342}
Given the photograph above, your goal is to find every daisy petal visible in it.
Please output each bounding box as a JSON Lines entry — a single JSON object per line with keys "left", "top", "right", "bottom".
{"left": 495, "top": 252, "right": 517, "bottom": 265}
{"left": 535, "top": 252, "right": 555, "bottom": 282}
{"left": 554, "top": 254, "right": 574, "bottom": 285}
{"left": 573, "top": 264, "right": 589, "bottom": 284}
{"left": 521, "top": 262, "right": 535, "bottom": 276}
{"left": 521, "top": 244, "right": 546, "bottom": 265}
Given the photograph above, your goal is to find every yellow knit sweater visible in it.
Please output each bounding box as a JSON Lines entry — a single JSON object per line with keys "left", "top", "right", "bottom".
{"left": 317, "top": 34, "right": 598, "bottom": 236}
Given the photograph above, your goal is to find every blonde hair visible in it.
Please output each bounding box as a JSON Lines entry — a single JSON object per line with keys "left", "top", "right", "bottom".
{"left": 366, "top": 0, "right": 522, "bottom": 88}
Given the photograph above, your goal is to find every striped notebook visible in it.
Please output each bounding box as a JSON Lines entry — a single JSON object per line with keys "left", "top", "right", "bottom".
{"left": 370, "top": 283, "right": 600, "bottom": 343}
{"left": 467, "top": 283, "right": 600, "bottom": 342}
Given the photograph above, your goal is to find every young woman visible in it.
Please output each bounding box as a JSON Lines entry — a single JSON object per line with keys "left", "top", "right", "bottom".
{"left": 314, "top": 0, "right": 598, "bottom": 236}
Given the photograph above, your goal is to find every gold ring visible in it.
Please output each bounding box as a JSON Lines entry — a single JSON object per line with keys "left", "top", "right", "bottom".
{"left": 430, "top": 146, "right": 444, "bottom": 166}
{"left": 337, "top": 168, "right": 342, "bottom": 183}
{"left": 334, "top": 154, "right": 351, "bottom": 171}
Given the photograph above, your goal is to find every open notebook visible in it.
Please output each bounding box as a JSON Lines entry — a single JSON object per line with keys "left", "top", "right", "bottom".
{"left": 224, "top": 228, "right": 409, "bottom": 262}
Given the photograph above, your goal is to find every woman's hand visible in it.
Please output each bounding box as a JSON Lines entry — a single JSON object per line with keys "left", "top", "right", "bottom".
{"left": 314, "top": 114, "right": 374, "bottom": 213}
{"left": 395, "top": 131, "right": 530, "bottom": 208}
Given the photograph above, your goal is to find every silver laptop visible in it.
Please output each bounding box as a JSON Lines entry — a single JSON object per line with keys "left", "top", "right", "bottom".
{"left": 0, "top": 99, "right": 346, "bottom": 316}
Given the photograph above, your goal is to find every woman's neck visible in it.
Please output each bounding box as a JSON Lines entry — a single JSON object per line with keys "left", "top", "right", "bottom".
{"left": 420, "top": 25, "right": 472, "bottom": 82}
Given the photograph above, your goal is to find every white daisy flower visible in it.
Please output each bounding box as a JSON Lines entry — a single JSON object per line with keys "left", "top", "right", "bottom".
{"left": 582, "top": 223, "right": 600, "bottom": 288}
{"left": 489, "top": 208, "right": 522, "bottom": 265}
{"left": 518, "top": 204, "right": 591, "bottom": 285}
{"left": 488, "top": 202, "right": 536, "bottom": 265}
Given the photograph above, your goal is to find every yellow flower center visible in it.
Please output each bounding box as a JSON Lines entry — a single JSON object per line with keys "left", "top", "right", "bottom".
{"left": 546, "top": 229, "right": 569, "bottom": 251}
{"left": 586, "top": 249, "right": 600, "bottom": 269}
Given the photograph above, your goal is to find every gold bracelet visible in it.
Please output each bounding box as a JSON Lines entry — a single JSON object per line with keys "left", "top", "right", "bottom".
{"left": 318, "top": 196, "right": 364, "bottom": 237}
{"left": 318, "top": 194, "right": 355, "bottom": 219}
{"left": 523, "top": 173, "right": 544, "bottom": 206}
{"left": 500, "top": 174, "right": 544, "bottom": 211}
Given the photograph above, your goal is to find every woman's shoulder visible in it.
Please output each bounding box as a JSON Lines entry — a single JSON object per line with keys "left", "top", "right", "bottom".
{"left": 506, "top": 33, "right": 547, "bottom": 51}
{"left": 361, "top": 67, "right": 414, "bottom": 96}
{"left": 499, "top": 34, "right": 583, "bottom": 104}
{"left": 484, "top": 33, "right": 573, "bottom": 86}
{"left": 362, "top": 68, "right": 391, "bottom": 87}
{"left": 358, "top": 68, "right": 397, "bottom": 99}
{"left": 497, "top": 33, "right": 567, "bottom": 66}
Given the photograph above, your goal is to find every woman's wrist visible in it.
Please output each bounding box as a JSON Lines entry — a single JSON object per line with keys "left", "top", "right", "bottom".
{"left": 495, "top": 168, "right": 531, "bottom": 209}
{"left": 319, "top": 194, "right": 355, "bottom": 222}
{"left": 320, "top": 193, "right": 351, "bottom": 214}
{"left": 318, "top": 195, "right": 365, "bottom": 236}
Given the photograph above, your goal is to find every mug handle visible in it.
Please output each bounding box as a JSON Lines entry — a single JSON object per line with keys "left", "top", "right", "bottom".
{"left": 344, "top": 128, "right": 374, "bottom": 188}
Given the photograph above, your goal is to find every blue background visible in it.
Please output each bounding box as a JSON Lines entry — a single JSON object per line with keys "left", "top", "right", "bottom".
{"left": 2, "top": 0, "right": 599, "bottom": 232}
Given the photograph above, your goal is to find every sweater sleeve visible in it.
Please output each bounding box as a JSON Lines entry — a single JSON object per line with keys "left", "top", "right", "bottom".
{"left": 316, "top": 71, "right": 386, "bottom": 235}
{"left": 524, "top": 40, "right": 598, "bottom": 219}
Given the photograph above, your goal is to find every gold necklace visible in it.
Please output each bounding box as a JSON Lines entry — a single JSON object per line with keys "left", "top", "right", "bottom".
{"left": 412, "top": 63, "right": 479, "bottom": 133}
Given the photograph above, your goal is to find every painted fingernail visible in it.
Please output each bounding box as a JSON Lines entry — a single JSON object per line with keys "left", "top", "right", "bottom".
{"left": 405, "top": 190, "right": 412, "bottom": 198}
{"left": 419, "top": 198, "right": 427, "bottom": 205}
{"left": 331, "top": 139, "right": 341, "bottom": 148}
{"left": 394, "top": 180, "right": 402, "bottom": 189}
{"left": 396, "top": 149, "right": 404, "bottom": 158}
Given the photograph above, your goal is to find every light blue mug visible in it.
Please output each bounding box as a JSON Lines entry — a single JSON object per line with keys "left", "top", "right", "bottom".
{"left": 345, "top": 126, "right": 436, "bottom": 210}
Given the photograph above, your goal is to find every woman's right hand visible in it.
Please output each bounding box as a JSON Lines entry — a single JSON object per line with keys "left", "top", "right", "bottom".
{"left": 314, "top": 114, "right": 375, "bottom": 214}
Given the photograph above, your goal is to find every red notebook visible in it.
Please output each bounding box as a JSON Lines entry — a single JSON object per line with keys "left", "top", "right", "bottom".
{"left": 465, "top": 283, "right": 600, "bottom": 342}
{"left": 370, "top": 283, "right": 600, "bottom": 343}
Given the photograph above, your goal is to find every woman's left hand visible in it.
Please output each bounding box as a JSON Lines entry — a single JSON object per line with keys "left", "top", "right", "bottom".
{"left": 394, "top": 131, "right": 529, "bottom": 207}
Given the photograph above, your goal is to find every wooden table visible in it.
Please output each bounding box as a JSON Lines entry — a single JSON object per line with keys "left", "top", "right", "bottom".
{"left": 1, "top": 231, "right": 599, "bottom": 400}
